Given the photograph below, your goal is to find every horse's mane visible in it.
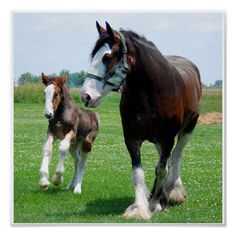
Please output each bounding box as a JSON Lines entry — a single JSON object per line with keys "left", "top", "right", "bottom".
{"left": 122, "top": 30, "right": 169, "bottom": 66}
{"left": 92, "top": 29, "right": 169, "bottom": 67}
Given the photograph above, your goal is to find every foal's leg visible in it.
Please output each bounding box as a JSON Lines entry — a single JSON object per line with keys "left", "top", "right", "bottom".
{"left": 123, "top": 139, "right": 151, "bottom": 220}
{"left": 39, "top": 133, "right": 54, "bottom": 190}
{"left": 67, "top": 142, "right": 79, "bottom": 190}
{"left": 72, "top": 149, "right": 88, "bottom": 194}
{"left": 149, "top": 138, "right": 174, "bottom": 212}
{"left": 67, "top": 143, "right": 88, "bottom": 194}
{"left": 163, "top": 132, "right": 191, "bottom": 205}
{"left": 52, "top": 130, "right": 76, "bottom": 186}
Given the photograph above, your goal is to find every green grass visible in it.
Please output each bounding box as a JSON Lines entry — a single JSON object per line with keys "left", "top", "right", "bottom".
{"left": 14, "top": 92, "right": 223, "bottom": 224}
{"left": 200, "top": 89, "right": 222, "bottom": 114}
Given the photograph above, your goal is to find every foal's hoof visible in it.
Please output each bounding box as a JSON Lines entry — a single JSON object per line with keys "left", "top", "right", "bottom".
{"left": 73, "top": 186, "right": 82, "bottom": 194}
{"left": 39, "top": 178, "right": 50, "bottom": 190}
{"left": 52, "top": 174, "right": 64, "bottom": 186}
{"left": 123, "top": 204, "right": 151, "bottom": 220}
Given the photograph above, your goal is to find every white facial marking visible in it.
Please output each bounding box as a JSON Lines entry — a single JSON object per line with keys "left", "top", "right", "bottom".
{"left": 44, "top": 84, "right": 55, "bottom": 117}
{"left": 81, "top": 43, "right": 124, "bottom": 107}
{"left": 89, "top": 43, "right": 111, "bottom": 77}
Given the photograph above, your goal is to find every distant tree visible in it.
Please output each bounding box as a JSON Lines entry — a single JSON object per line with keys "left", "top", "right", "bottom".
{"left": 65, "top": 70, "right": 87, "bottom": 87}
{"left": 18, "top": 72, "right": 40, "bottom": 85}
{"left": 201, "top": 82, "right": 208, "bottom": 88}
{"left": 214, "top": 80, "right": 222, "bottom": 88}
{"left": 59, "top": 69, "right": 70, "bottom": 77}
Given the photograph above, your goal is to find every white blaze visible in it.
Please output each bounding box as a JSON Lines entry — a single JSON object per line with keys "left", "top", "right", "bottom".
{"left": 44, "top": 84, "right": 55, "bottom": 117}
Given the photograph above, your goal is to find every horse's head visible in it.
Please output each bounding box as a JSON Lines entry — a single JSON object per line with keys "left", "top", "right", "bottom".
{"left": 42, "top": 73, "right": 67, "bottom": 119}
{"left": 80, "top": 22, "right": 133, "bottom": 107}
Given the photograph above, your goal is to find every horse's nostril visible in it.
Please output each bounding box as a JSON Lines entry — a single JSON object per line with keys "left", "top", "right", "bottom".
{"left": 45, "top": 113, "right": 52, "bottom": 119}
{"left": 85, "top": 94, "right": 91, "bottom": 101}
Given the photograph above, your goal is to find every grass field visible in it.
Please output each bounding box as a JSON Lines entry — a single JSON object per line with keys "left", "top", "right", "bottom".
{"left": 14, "top": 90, "right": 223, "bottom": 224}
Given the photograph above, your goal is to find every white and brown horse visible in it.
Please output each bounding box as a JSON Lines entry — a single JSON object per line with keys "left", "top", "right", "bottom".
{"left": 39, "top": 73, "right": 99, "bottom": 194}
{"left": 80, "top": 22, "right": 202, "bottom": 219}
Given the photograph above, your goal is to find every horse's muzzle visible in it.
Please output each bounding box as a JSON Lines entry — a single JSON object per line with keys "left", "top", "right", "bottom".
{"left": 45, "top": 113, "right": 53, "bottom": 119}
{"left": 80, "top": 92, "right": 101, "bottom": 108}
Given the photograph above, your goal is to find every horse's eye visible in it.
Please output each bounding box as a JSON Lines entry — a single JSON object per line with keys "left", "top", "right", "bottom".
{"left": 102, "top": 53, "right": 112, "bottom": 64}
{"left": 54, "top": 93, "right": 58, "bottom": 97}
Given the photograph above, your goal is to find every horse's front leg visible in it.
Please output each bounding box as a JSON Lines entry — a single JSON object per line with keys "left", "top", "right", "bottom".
{"left": 52, "top": 130, "right": 76, "bottom": 186}
{"left": 39, "top": 132, "right": 54, "bottom": 190}
{"left": 123, "top": 137, "right": 151, "bottom": 220}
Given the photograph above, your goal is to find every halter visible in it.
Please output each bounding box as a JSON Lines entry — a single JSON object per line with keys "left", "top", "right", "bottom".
{"left": 86, "top": 30, "right": 130, "bottom": 90}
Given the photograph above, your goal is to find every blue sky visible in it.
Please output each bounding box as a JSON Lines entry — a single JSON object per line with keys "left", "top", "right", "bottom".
{"left": 14, "top": 12, "right": 224, "bottom": 86}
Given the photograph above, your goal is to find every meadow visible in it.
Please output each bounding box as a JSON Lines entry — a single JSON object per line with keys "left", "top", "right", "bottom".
{"left": 14, "top": 88, "right": 223, "bottom": 224}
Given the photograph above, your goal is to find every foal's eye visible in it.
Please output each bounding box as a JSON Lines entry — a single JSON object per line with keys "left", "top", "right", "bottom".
{"left": 54, "top": 93, "right": 58, "bottom": 97}
{"left": 102, "top": 53, "right": 112, "bottom": 64}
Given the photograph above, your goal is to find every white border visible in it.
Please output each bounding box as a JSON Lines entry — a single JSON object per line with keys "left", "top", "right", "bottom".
{"left": 1, "top": 0, "right": 234, "bottom": 235}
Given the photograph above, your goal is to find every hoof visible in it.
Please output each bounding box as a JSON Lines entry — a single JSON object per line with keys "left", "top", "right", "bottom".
{"left": 149, "top": 198, "right": 163, "bottom": 212}
{"left": 67, "top": 180, "right": 76, "bottom": 190}
{"left": 52, "top": 174, "right": 64, "bottom": 186}
{"left": 73, "top": 185, "right": 82, "bottom": 194}
{"left": 39, "top": 177, "right": 50, "bottom": 190}
{"left": 123, "top": 204, "right": 151, "bottom": 220}
{"left": 168, "top": 186, "right": 186, "bottom": 205}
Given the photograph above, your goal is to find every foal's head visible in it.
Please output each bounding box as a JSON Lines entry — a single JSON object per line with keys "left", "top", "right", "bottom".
{"left": 42, "top": 73, "right": 67, "bottom": 119}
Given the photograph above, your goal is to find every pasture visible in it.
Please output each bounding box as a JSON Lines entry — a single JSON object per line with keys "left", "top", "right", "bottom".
{"left": 14, "top": 89, "right": 223, "bottom": 223}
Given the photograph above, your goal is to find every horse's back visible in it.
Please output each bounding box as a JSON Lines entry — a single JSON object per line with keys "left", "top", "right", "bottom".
{"left": 166, "top": 55, "right": 201, "bottom": 95}
{"left": 166, "top": 55, "right": 202, "bottom": 113}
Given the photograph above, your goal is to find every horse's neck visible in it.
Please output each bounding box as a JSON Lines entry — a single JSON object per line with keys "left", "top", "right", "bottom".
{"left": 128, "top": 38, "right": 174, "bottom": 92}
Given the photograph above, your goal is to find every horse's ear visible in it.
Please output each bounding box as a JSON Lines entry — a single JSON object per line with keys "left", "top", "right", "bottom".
{"left": 42, "top": 73, "right": 49, "bottom": 86}
{"left": 96, "top": 21, "right": 106, "bottom": 36}
{"left": 56, "top": 75, "right": 67, "bottom": 86}
{"left": 105, "top": 22, "right": 115, "bottom": 41}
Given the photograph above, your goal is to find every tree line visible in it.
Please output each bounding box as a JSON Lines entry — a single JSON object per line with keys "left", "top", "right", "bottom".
{"left": 15, "top": 70, "right": 222, "bottom": 88}
{"left": 16, "top": 70, "right": 87, "bottom": 87}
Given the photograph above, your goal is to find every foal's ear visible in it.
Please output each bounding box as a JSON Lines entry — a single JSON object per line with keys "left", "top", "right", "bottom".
{"left": 105, "top": 22, "right": 115, "bottom": 41}
{"left": 96, "top": 21, "right": 106, "bottom": 36}
{"left": 56, "top": 75, "right": 67, "bottom": 86}
{"left": 41, "top": 73, "right": 49, "bottom": 86}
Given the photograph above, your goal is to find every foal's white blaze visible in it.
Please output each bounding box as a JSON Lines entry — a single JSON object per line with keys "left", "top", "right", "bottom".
{"left": 44, "top": 84, "right": 55, "bottom": 117}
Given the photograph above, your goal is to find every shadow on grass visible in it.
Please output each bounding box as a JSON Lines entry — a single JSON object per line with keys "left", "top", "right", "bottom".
{"left": 45, "top": 196, "right": 133, "bottom": 218}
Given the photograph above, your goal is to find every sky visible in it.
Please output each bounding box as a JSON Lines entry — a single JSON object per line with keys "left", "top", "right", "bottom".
{"left": 14, "top": 12, "right": 224, "bottom": 86}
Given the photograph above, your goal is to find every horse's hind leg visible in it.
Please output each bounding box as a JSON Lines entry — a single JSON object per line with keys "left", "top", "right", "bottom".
{"left": 164, "top": 132, "right": 191, "bottom": 205}
{"left": 67, "top": 142, "right": 79, "bottom": 190}
{"left": 67, "top": 142, "right": 88, "bottom": 194}
{"left": 39, "top": 133, "right": 54, "bottom": 190}
{"left": 53, "top": 130, "right": 76, "bottom": 186}
{"left": 165, "top": 115, "right": 198, "bottom": 204}
{"left": 149, "top": 138, "right": 174, "bottom": 212}
{"left": 72, "top": 148, "right": 88, "bottom": 194}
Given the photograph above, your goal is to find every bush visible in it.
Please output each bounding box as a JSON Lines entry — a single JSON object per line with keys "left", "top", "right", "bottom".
{"left": 14, "top": 84, "right": 44, "bottom": 103}
{"left": 14, "top": 84, "right": 82, "bottom": 104}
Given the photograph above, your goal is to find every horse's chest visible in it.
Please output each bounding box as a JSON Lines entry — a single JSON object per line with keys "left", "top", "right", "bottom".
{"left": 50, "top": 122, "right": 70, "bottom": 139}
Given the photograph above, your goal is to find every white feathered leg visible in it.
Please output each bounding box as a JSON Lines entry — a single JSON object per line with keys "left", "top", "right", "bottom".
{"left": 39, "top": 133, "right": 54, "bottom": 190}
{"left": 123, "top": 167, "right": 151, "bottom": 220}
